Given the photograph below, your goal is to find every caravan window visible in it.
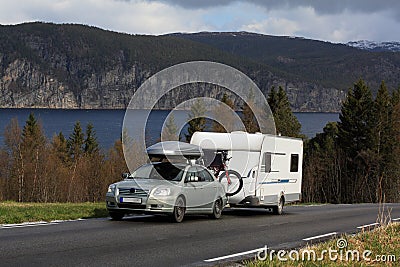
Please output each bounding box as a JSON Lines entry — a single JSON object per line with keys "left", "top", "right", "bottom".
{"left": 261, "top": 152, "right": 272, "bottom": 173}
{"left": 290, "top": 154, "right": 299, "bottom": 172}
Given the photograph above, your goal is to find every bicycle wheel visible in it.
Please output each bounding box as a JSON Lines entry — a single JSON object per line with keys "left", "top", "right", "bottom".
{"left": 218, "top": 170, "right": 243, "bottom": 197}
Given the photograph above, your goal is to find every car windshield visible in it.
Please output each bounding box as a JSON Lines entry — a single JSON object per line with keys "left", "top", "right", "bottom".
{"left": 129, "top": 163, "right": 185, "bottom": 181}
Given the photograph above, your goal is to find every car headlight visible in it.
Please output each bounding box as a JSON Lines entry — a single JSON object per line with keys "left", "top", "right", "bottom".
{"left": 152, "top": 188, "right": 171, "bottom": 196}
{"left": 107, "top": 184, "right": 116, "bottom": 194}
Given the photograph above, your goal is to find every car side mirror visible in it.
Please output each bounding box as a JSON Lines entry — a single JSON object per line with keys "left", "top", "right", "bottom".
{"left": 122, "top": 173, "right": 130, "bottom": 179}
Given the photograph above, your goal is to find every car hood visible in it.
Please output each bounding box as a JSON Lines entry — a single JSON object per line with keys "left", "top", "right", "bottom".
{"left": 116, "top": 179, "right": 177, "bottom": 191}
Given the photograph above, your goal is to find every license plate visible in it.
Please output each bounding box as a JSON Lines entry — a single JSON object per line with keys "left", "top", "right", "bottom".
{"left": 120, "top": 197, "right": 141, "bottom": 204}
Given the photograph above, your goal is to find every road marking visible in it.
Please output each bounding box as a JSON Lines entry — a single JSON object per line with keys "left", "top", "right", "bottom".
{"left": 392, "top": 218, "right": 400, "bottom": 222}
{"left": 204, "top": 247, "right": 266, "bottom": 262}
{"left": 356, "top": 222, "right": 379, "bottom": 229}
{"left": 1, "top": 218, "right": 88, "bottom": 229}
{"left": 1, "top": 221, "right": 59, "bottom": 229}
{"left": 302, "top": 232, "right": 337, "bottom": 241}
{"left": 51, "top": 218, "right": 87, "bottom": 223}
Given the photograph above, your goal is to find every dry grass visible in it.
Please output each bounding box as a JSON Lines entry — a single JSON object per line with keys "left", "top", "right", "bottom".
{"left": 246, "top": 223, "right": 399, "bottom": 267}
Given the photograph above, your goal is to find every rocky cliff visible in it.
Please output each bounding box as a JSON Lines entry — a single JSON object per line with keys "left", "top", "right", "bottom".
{"left": 3, "top": 23, "right": 388, "bottom": 112}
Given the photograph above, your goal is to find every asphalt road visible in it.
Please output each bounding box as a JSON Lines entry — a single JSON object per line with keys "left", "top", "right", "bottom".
{"left": 1, "top": 203, "right": 399, "bottom": 266}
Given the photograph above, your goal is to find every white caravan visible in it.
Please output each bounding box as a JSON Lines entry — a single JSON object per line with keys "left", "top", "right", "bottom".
{"left": 190, "top": 131, "right": 303, "bottom": 214}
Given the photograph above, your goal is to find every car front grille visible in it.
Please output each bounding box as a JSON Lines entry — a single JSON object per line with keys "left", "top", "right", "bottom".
{"left": 117, "top": 203, "right": 147, "bottom": 209}
{"left": 118, "top": 187, "right": 149, "bottom": 197}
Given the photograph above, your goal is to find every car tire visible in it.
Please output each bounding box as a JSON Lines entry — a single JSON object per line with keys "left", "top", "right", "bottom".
{"left": 209, "top": 198, "right": 223, "bottom": 219}
{"left": 171, "top": 196, "right": 186, "bottom": 223}
{"left": 109, "top": 211, "right": 124, "bottom": 220}
{"left": 272, "top": 197, "right": 284, "bottom": 215}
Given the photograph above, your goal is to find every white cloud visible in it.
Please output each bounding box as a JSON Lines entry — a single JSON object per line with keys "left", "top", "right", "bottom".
{"left": 241, "top": 17, "right": 299, "bottom": 37}
{"left": 240, "top": 6, "right": 400, "bottom": 42}
{"left": 0, "top": 0, "right": 210, "bottom": 34}
{"left": 0, "top": 0, "right": 399, "bottom": 42}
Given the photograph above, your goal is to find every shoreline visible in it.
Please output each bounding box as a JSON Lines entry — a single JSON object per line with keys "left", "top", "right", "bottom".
{"left": 0, "top": 107, "right": 341, "bottom": 114}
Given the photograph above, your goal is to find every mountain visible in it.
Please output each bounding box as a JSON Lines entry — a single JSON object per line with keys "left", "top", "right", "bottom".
{"left": 170, "top": 32, "right": 400, "bottom": 92}
{"left": 1, "top": 23, "right": 399, "bottom": 112}
{"left": 0, "top": 23, "right": 267, "bottom": 109}
{"left": 347, "top": 40, "right": 400, "bottom": 52}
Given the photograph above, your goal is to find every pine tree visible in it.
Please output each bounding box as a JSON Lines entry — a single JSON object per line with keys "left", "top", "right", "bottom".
{"left": 373, "top": 82, "right": 392, "bottom": 178}
{"left": 303, "top": 122, "right": 341, "bottom": 203}
{"left": 338, "top": 79, "right": 375, "bottom": 156}
{"left": 371, "top": 83, "right": 400, "bottom": 202}
{"left": 388, "top": 88, "right": 400, "bottom": 202}
{"left": 185, "top": 99, "right": 207, "bottom": 142}
{"left": 268, "top": 86, "right": 279, "bottom": 114}
{"left": 52, "top": 132, "right": 69, "bottom": 163}
{"left": 242, "top": 89, "right": 260, "bottom": 133}
{"left": 382, "top": 88, "right": 400, "bottom": 202}
{"left": 68, "top": 121, "right": 84, "bottom": 159}
{"left": 20, "top": 112, "right": 47, "bottom": 201}
{"left": 82, "top": 123, "right": 102, "bottom": 202}
{"left": 84, "top": 123, "right": 99, "bottom": 155}
{"left": 268, "top": 86, "right": 301, "bottom": 137}
{"left": 161, "top": 114, "right": 179, "bottom": 141}
{"left": 22, "top": 113, "right": 46, "bottom": 153}
{"left": 337, "top": 79, "right": 375, "bottom": 203}
{"left": 373, "top": 81, "right": 392, "bottom": 154}
{"left": 212, "top": 93, "right": 236, "bottom": 133}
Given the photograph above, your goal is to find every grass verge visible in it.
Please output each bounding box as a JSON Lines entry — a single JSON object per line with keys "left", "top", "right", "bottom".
{"left": 246, "top": 223, "right": 399, "bottom": 266}
{"left": 0, "top": 201, "right": 108, "bottom": 224}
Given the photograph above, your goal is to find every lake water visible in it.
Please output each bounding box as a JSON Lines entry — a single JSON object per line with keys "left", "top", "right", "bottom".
{"left": 0, "top": 109, "right": 339, "bottom": 149}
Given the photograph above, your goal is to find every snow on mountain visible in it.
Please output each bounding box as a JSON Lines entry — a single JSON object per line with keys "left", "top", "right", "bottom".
{"left": 347, "top": 40, "right": 400, "bottom": 52}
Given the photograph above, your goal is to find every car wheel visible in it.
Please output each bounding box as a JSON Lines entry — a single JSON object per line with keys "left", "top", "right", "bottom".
{"left": 209, "top": 198, "right": 223, "bottom": 219}
{"left": 171, "top": 196, "right": 186, "bottom": 223}
{"left": 272, "top": 197, "right": 284, "bottom": 215}
{"left": 109, "top": 211, "right": 124, "bottom": 220}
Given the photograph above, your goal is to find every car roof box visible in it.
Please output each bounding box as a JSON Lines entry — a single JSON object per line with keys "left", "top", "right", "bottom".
{"left": 146, "top": 141, "right": 204, "bottom": 159}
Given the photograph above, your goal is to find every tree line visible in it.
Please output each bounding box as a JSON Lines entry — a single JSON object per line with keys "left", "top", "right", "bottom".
{"left": 303, "top": 80, "right": 400, "bottom": 203}
{"left": 0, "top": 115, "right": 129, "bottom": 202}
{"left": 0, "top": 79, "right": 399, "bottom": 203}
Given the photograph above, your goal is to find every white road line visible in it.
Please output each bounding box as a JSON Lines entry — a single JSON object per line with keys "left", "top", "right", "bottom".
{"left": 302, "top": 232, "right": 337, "bottom": 241}
{"left": 204, "top": 247, "right": 266, "bottom": 262}
{"left": 356, "top": 222, "right": 379, "bottom": 229}
{"left": 51, "top": 218, "right": 86, "bottom": 223}
{"left": 0, "top": 218, "right": 89, "bottom": 229}
{"left": 1, "top": 222, "right": 59, "bottom": 229}
{"left": 392, "top": 218, "right": 400, "bottom": 221}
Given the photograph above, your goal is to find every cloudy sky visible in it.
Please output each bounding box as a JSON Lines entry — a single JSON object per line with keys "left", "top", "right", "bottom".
{"left": 1, "top": 0, "right": 399, "bottom": 43}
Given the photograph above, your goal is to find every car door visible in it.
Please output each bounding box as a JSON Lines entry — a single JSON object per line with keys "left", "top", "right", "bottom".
{"left": 194, "top": 167, "right": 218, "bottom": 210}
{"left": 183, "top": 166, "right": 203, "bottom": 210}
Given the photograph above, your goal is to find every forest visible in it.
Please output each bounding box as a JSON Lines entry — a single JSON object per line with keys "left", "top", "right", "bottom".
{"left": 0, "top": 79, "right": 399, "bottom": 203}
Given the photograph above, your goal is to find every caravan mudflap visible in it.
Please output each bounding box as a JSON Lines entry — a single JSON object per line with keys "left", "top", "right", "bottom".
{"left": 238, "top": 195, "right": 260, "bottom": 206}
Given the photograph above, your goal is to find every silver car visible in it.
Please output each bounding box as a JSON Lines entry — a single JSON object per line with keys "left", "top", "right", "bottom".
{"left": 106, "top": 162, "right": 227, "bottom": 222}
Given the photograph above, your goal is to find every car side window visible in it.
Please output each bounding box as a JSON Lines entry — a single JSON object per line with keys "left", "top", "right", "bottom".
{"left": 198, "top": 168, "right": 214, "bottom": 182}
